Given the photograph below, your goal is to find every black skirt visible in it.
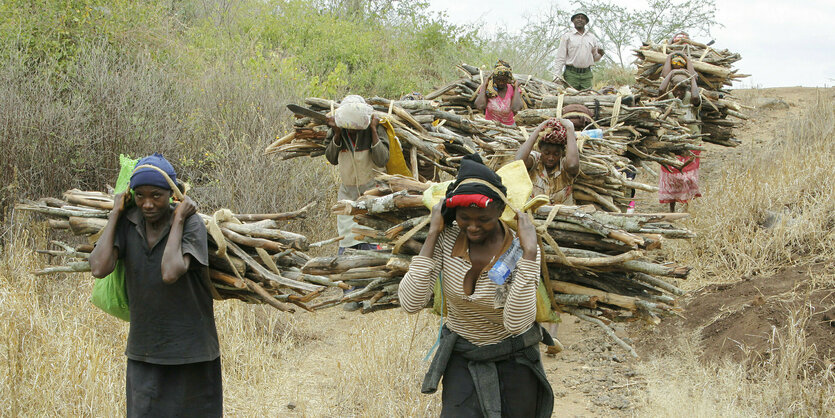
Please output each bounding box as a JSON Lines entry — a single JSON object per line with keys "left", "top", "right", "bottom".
{"left": 440, "top": 351, "right": 539, "bottom": 417}
{"left": 126, "top": 357, "right": 222, "bottom": 418}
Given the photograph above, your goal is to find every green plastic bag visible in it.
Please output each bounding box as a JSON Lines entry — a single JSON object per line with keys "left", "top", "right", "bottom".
{"left": 91, "top": 154, "right": 137, "bottom": 321}
{"left": 535, "top": 280, "right": 560, "bottom": 323}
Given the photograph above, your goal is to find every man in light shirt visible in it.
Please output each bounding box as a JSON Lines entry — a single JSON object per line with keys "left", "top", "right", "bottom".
{"left": 552, "top": 12, "right": 604, "bottom": 90}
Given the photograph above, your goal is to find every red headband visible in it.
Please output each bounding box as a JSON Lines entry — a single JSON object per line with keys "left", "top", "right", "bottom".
{"left": 445, "top": 194, "right": 493, "bottom": 209}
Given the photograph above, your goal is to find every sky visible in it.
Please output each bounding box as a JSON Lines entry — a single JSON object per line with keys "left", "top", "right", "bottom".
{"left": 427, "top": 0, "right": 835, "bottom": 88}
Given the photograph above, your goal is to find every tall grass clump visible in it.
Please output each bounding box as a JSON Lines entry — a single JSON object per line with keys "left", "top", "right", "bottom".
{"left": 328, "top": 311, "right": 441, "bottom": 416}
{"left": 593, "top": 61, "right": 636, "bottom": 87}
{"left": 664, "top": 94, "right": 835, "bottom": 283}
{"left": 636, "top": 306, "right": 834, "bottom": 417}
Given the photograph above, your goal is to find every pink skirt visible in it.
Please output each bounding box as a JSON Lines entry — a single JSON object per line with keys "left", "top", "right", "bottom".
{"left": 658, "top": 167, "right": 701, "bottom": 203}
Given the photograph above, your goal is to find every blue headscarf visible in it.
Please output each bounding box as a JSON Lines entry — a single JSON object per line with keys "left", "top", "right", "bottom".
{"left": 129, "top": 153, "right": 177, "bottom": 191}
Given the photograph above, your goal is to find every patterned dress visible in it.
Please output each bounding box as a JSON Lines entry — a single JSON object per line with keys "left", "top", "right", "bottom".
{"left": 658, "top": 91, "right": 702, "bottom": 204}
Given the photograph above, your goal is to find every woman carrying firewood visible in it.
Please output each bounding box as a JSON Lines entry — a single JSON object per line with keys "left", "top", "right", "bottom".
{"left": 516, "top": 117, "right": 581, "bottom": 205}
{"left": 475, "top": 60, "right": 525, "bottom": 126}
{"left": 399, "top": 154, "right": 553, "bottom": 417}
{"left": 515, "top": 117, "right": 580, "bottom": 355}
{"left": 325, "top": 94, "right": 390, "bottom": 257}
{"left": 657, "top": 51, "right": 703, "bottom": 212}
{"left": 88, "top": 154, "right": 221, "bottom": 417}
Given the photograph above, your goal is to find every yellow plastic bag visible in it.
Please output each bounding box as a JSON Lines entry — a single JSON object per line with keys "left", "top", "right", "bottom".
{"left": 421, "top": 159, "right": 532, "bottom": 219}
{"left": 379, "top": 118, "right": 412, "bottom": 177}
{"left": 422, "top": 180, "right": 453, "bottom": 209}
{"left": 431, "top": 273, "right": 447, "bottom": 317}
{"left": 536, "top": 280, "right": 560, "bottom": 323}
{"left": 494, "top": 159, "right": 533, "bottom": 227}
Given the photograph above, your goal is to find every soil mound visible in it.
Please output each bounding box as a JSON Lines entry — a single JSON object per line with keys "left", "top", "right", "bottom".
{"left": 638, "top": 263, "right": 835, "bottom": 365}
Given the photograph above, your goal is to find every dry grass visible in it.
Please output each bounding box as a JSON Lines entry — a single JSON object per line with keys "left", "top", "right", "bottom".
{"left": 636, "top": 306, "right": 835, "bottom": 417}
{"left": 0, "top": 41, "right": 339, "bottom": 243}
{"left": 0, "top": 222, "right": 440, "bottom": 416}
{"left": 632, "top": 91, "right": 835, "bottom": 417}
{"left": 664, "top": 92, "right": 835, "bottom": 286}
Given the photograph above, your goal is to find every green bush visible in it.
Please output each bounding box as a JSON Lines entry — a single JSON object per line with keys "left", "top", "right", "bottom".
{"left": 593, "top": 61, "right": 635, "bottom": 88}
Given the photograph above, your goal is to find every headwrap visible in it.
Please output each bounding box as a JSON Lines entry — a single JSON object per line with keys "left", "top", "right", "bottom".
{"left": 130, "top": 153, "right": 177, "bottom": 191}
{"left": 562, "top": 104, "right": 594, "bottom": 130}
{"left": 441, "top": 154, "right": 507, "bottom": 225}
{"left": 334, "top": 95, "right": 373, "bottom": 130}
{"left": 445, "top": 194, "right": 493, "bottom": 209}
{"left": 671, "top": 53, "right": 687, "bottom": 68}
{"left": 538, "top": 118, "right": 568, "bottom": 145}
{"left": 486, "top": 60, "right": 515, "bottom": 98}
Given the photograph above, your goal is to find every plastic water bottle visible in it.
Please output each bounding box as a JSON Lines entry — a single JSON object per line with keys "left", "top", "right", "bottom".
{"left": 488, "top": 238, "right": 524, "bottom": 285}
{"left": 581, "top": 128, "right": 603, "bottom": 139}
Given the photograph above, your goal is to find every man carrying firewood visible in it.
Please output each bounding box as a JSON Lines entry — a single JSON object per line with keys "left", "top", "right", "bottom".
{"left": 325, "top": 95, "right": 391, "bottom": 310}
{"left": 88, "top": 153, "right": 221, "bottom": 417}
{"left": 552, "top": 12, "right": 604, "bottom": 91}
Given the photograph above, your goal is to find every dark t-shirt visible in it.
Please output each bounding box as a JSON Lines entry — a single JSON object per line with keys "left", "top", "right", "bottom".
{"left": 114, "top": 206, "right": 219, "bottom": 365}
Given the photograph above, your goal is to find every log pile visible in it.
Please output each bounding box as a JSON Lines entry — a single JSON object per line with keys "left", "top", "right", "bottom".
{"left": 633, "top": 39, "right": 750, "bottom": 147}
{"left": 16, "top": 190, "right": 346, "bottom": 313}
{"left": 267, "top": 95, "right": 670, "bottom": 212}
{"left": 424, "top": 63, "right": 566, "bottom": 110}
{"left": 267, "top": 54, "right": 750, "bottom": 211}
{"left": 304, "top": 175, "right": 693, "bottom": 353}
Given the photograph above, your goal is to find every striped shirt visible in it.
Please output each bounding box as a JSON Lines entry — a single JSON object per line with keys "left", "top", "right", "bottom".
{"left": 399, "top": 223, "right": 541, "bottom": 346}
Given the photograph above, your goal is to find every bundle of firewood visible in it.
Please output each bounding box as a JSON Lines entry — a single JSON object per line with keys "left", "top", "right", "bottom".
{"left": 633, "top": 39, "right": 750, "bottom": 146}
{"left": 417, "top": 61, "right": 743, "bottom": 168}
{"left": 268, "top": 52, "right": 736, "bottom": 211}
{"left": 304, "top": 175, "right": 692, "bottom": 355}
{"left": 267, "top": 95, "right": 675, "bottom": 212}
{"left": 424, "top": 63, "right": 566, "bottom": 110}
{"left": 16, "top": 190, "right": 346, "bottom": 313}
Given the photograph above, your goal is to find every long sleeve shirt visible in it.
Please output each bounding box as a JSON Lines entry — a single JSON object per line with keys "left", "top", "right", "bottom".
{"left": 324, "top": 126, "right": 389, "bottom": 187}
{"left": 553, "top": 29, "right": 603, "bottom": 75}
{"left": 398, "top": 223, "right": 541, "bottom": 346}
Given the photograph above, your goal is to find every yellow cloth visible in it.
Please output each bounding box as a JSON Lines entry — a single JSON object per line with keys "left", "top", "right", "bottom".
{"left": 422, "top": 159, "right": 532, "bottom": 226}
{"left": 380, "top": 118, "right": 412, "bottom": 177}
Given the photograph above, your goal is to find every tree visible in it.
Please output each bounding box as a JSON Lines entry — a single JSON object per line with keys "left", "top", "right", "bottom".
{"left": 634, "top": 0, "right": 718, "bottom": 44}
{"left": 315, "top": 0, "right": 432, "bottom": 22}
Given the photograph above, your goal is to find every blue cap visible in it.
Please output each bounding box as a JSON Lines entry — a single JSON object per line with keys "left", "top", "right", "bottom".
{"left": 129, "top": 153, "right": 177, "bottom": 191}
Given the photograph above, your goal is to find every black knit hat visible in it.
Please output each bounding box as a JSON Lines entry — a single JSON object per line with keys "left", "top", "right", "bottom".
{"left": 441, "top": 154, "right": 507, "bottom": 225}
